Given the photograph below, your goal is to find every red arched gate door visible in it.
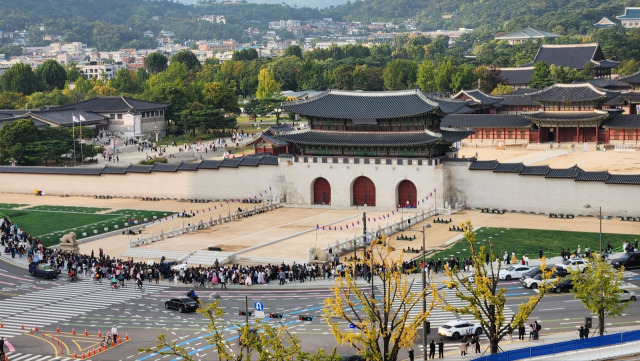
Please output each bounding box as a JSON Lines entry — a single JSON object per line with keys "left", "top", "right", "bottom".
{"left": 398, "top": 180, "right": 417, "bottom": 208}
{"left": 313, "top": 177, "right": 331, "bottom": 205}
{"left": 352, "top": 176, "right": 376, "bottom": 207}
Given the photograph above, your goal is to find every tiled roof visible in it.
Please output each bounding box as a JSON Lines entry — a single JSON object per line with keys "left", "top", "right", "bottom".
{"left": 619, "top": 71, "right": 640, "bottom": 84}
{"left": 621, "top": 91, "right": 640, "bottom": 101}
{"left": 101, "top": 166, "right": 127, "bottom": 174}
{"left": 603, "top": 114, "right": 640, "bottom": 129}
{"left": 453, "top": 89, "right": 503, "bottom": 107}
{"left": 440, "top": 129, "right": 475, "bottom": 143}
{"left": 604, "top": 96, "right": 625, "bottom": 106}
{"left": 522, "top": 111, "right": 610, "bottom": 124}
{"left": 520, "top": 165, "right": 550, "bottom": 176}
{"left": 261, "top": 133, "right": 290, "bottom": 146}
{"left": 606, "top": 175, "right": 640, "bottom": 185}
{"left": 594, "top": 17, "right": 615, "bottom": 27}
{"left": 527, "top": 83, "right": 611, "bottom": 102}
{"left": 495, "top": 27, "right": 560, "bottom": 40}
{"left": 219, "top": 158, "right": 242, "bottom": 167}
{"left": 493, "top": 162, "right": 524, "bottom": 173}
{"left": 441, "top": 114, "right": 531, "bottom": 128}
{"left": 501, "top": 94, "right": 540, "bottom": 107}
{"left": 281, "top": 89, "right": 438, "bottom": 119}
{"left": 274, "top": 130, "right": 442, "bottom": 147}
{"left": 197, "top": 160, "right": 222, "bottom": 169}
{"left": 266, "top": 125, "right": 294, "bottom": 134}
{"left": 424, "top": 94, "right": 474, "bottom": 114}
{"left": 545, "top": 165, "right": 582, "bottom": 178}
{"left": 584, "top": 78, "right": 632, "bottom": 90}
{"left": 126, "top": 165, "right": 153, "bottom": 173}
{"left": 617, "top": 7, "right": 640, "bottom": 20}
{"left": 530, "top": 43, "right": 616, "bottom": 69}
{"left": 177, "top": 162, "right": 200, "bottom": 171}
{"left": 55, "top": 96, "right": 169, "bottom": 112}
{"left": 0, "top": 166, "right": 101, "bottom": 175}
{"left": 498, "top": 67, "right": 535, "bottom": 85}
{"left": 468, "top": 160, "right": 499, "bottom": 170}
{"left": 29, "top": 109, "right": 105, "bottom": 126}
{"left": 575, "top": 170, "right": 610, "bottom": 182}
{"left": 151, "top": 163, "right": 179, "bottom": 172}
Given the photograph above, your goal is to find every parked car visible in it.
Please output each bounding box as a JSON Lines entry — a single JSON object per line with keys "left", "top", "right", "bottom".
{"left": 551, "top": 276, "right": 574, "bottom": 293}
{"left": 522, "top": 266, "right": 566, "bottom": 280}
{"left": 555, "top": 259, "right": 589, "bottom": 273}
{"left": 28, "top": 261, "right": 61, "bottom": 279}
{"left": 499, "top": 265, "right": 532, "bottom": 280}
{"left": 164, "top": 297, "right": 199, "bottom": 313}
{"left": 618, "top": 289, "right": 637, "bottom": 302}
{"left": 610, "top": 253, "right": 640, "bottom": 270}
{"left": 438, "top": 320, "right": 483, "bottom": 340}
{"left": 522, "top": 274, "right": 559, "bottom": 289}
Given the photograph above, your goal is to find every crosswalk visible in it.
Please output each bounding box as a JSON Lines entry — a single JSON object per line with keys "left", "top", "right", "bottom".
{"left": 4, "top": 353, "right": 93, "bottom": 361}
{"left": 0, "top": 280, "right": 166, "bottom": 338}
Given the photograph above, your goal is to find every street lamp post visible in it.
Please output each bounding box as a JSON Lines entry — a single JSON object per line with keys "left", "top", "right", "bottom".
{"left": 584, "top": 204, "right": 603, "bottom": 254}
{"left": 420, "top": 223, "right": 432, "bottom": 360}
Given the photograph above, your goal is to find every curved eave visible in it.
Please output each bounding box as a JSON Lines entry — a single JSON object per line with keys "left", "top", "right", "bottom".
{"left": 275, "top": 130, "right": 442, "bottom": 148}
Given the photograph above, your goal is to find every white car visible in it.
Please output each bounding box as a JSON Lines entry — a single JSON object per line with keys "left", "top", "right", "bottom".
{"left": 555, "top": 259, "right": 588, "bottom": 273}
{"left": 521, "top": 274, "right": 558, "bottom": 289}
{"left": 618, "top": 289, "right": 637, "bottom": 302}
{"left": 499, "top": 265, "right": 532, "bottom": 280}
{"left": 438, "top": 320, "right": 483, "bottom": 340}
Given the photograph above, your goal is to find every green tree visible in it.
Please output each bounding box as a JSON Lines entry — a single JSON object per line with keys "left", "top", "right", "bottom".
{"left": 450, "top": 64, "right": 475, "bottom": 92}
{"left": 434, "top": 58, "right": 456, "bottom": 93}
{"left": 617, "top": 60, "right": 640, "bottom": 76}
{"left": 332, "top": 64, "right": 354, "bottom": 90}
{"left": 323, "top": 237, "right": 437, "bottom": 361}
{"left": 299, "top": 58, "right": 327, "bottom": 90}
{"left": 0, "top": 44, "right": 23, "bottom": 57}
{"left": 0, "top": 92, "right": 27, "bottom": 109}
{"left": 145, "top": 52, "right": 168, "bottom": 74}
{"left": 232, "top": 48, "right": 259, "bottom": 61}
{"left": 284, "top": 45, "right": 303, "bottom": 59}
{"left": 383, "top": 59, "right": 417, "bottom": 91}
{"left": 1, "top": 63, "right": 43, "bottom": 95}
{"left": 66, "top": 65, "right": 81, "bottom": 82}
{"left": 352, "top": 65, "right": 384, "bottom": 91}
{"left": 529, "top": 61, "right": 555, "bottom": 89}
{"left": 0, "top": 118, "right": 41, "bottom": 164}
{"left": 491, "top": 84, "right": 515, "bottom": 95}
{"left": 171, "top": 51, "right": 201, "bottom": 71}
{"left": 35, "top": 60, "right": 67, "bottom": 91}
{"left": 202, "top": 81, "right": 240, "bottom": 113}
{"left": 256, "top": 68, "right": 280, "bottom": 99}
{"left": 270, "top": 56, "right": 302, "bottom": 91}
{"left": 443, "top": 221, "right": 555, "bottom": 354}
{"left": 416, "top": 60, "right": 437, "bottom": 92}
{"left": 571, "top": 254, "right": 631, "bottom": 336}
{"left": 109, "top": 68, "right": 140, "bottom": 94}
{"left": 26, "top": 89, "right": 71, "bottom": 109}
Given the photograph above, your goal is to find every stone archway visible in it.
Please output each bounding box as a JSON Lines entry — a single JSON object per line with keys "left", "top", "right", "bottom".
{"left": 397, "top": 180, "right": 417, "bottom": 208}
{"left": 352, "top": 176, "right": 376, "bottom": 207}
{"left": 312, "top": 177, "right": 331, "bottom": 205}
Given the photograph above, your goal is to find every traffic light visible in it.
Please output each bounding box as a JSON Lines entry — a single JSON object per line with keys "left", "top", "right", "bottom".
{"left": 270, "top": 313, "right": 283, "bottom": 318}
{"left": 299, "top": 315, "right": 313, "bottom": 321}
{"left": 239, "top": 311, "right": 253, "bottom": 316}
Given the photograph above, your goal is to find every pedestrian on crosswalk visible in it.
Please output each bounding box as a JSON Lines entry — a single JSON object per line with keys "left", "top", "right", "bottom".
{"left": 220, "top": 273, "right": 227, "bottom": 289}
{"left": 429, "top": 339, "right": 436, "bottom": 359}
{"left": 438, "top": 339, "right": 444, "bottom": 358}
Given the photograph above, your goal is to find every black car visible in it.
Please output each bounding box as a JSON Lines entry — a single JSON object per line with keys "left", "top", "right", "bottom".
{"left": 165, "top": 297, "right": 199, "bottom": 312}
{"left": 610, "top": 253, "right": 640, "bottom": 270}
{"left": 522, "top": 266, "right": 567, "bottom": 279}
{"left": 552, "top": 277, "right": 574, "bottom": 293}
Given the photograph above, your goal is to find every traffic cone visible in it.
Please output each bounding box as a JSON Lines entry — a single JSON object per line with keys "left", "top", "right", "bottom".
{"left": 98, "top": 330, "right": 101, "bottom": 337}
{"left": 34, "top": 325, "right": 38, "bottom": 331}
{"left": 82, "top": 353, "right": 85, "bottom": 360}
{"left": 60, "top": 345, "right": 63, "bottom": 355}
{"left": 97, "top": 346, "right": 101, "bottom": 353}
{"left": 51, "top": 335, "right": 54, "bottom": 342}
{"left": 92, "top": 348, "right": 96, "bottom": 356}
{"left": 72, "top": 327, "right": 75, "bottom": 335}
{"left": 21, "top": 323, "right": 24, "bottom": 330}
{"left": 30, "top": 328, "right": 33, "bottom": 334}
{"left": 42, "top": 329, "right": 45, "bottom": 337}
{"left": 73, "top": 351, "right": 77, "bottom": 359}
{"left": 84, "top": 329, "right": 88, "bottom": 336}
{"left": 1, "top": 320, "right": 3, "bottom": 327}
{"left": 125, "top": 332, "right": 129, "bottom": 341}
{"left": 56, "top": 325, "right": 60, "bottom": 333}
{"left": 118, "top": 335, "right": 122, "bottom": 344}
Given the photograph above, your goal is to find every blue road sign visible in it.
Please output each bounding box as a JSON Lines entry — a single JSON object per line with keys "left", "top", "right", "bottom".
{"left": 349, "top": 323, "right": 356, "bottom": 329}
{"left": 254, "top": 301, "right": 264, "bottom": 311}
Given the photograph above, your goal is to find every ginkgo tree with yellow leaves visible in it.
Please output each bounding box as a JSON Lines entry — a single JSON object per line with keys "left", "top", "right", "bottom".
{"left": 323, "top": 237, "right": 439, "bottom": 361}
{"left": 443, "top": 221, "right": 557, "bottom": 354}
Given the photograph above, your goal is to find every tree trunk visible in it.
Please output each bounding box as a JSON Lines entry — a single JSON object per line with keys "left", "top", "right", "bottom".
{"left": 490, "top": 339, "right": 499, "bottom": 354}
{"left": 599, "top": 309, "right": 605, "bottom": 336}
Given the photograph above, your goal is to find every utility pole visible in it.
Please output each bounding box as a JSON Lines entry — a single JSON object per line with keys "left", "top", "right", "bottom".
{"left": 245, "top": 295, "right": 249, "bottom": 356}
{"left": 421, "top": 224, "right": 431, "bottom": 360}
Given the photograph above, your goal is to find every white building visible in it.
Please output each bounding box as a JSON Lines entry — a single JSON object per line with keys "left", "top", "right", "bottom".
{"left": 269, "top": 20, "right": 301, "bottom": 30}
{"left": 78, "top": 61, "right": 127, "bottom": 80}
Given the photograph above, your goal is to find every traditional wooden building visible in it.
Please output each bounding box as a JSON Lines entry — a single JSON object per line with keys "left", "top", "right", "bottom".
{"left": 495, "top": 27, "right": 560, "bottom": 45}
{"left": 619, "top": 71, "right": 640, "bottom": 90}
{"left": 523, "top": 43, "right": 619, "bottom": 79}
{"left": 452, "top": 89, "right": 503, "bottom": 113}
{"left": 252, "top": 89, "right": 472, "bottom": 159}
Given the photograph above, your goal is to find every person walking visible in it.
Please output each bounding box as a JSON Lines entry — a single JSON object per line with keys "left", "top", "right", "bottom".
{"left": 111, "top": 325, "right": 118, "bottom": 345}
{"left": 534, "top": 321, "right": 541, "bottom": 340}
{"left": 507, "top": 324, "right": 513, "bottom": 342}
{"left": 0, "top": 337, "right": 5, "bottom": 361}
{"left": 408, "top": 348, "right": 414, "bottom": 361}
{"left": 219, "top": 272, "right": 227, "bottom": 289}
{"left": 475, "top": 336, "right": 481, "bottom": 354}
{"left": 529, "top": 324, "right": 534, "bottom": 341}
{"left": 429, "top": 339, "right": 436, "bottom": 359}
{"left": 438, "top": 339, "right": 444, "bottom": 358}
{"left": 584, "top": 324, "right": 590, "bottom": 339}
{"left": 518, "top": 323, "right": 526, "bottom": 340}
{"left": 579, "top": 326, "right": 584, "bottom": 339}
{"left": 460, "top": 337, "right": 469, "bottom": 356}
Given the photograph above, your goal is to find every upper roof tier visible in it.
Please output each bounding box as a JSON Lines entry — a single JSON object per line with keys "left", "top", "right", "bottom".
{"left": 272, "top": 129, "right": 472, "bottom": 147}
{"left": 495, "top": 27, "right": 560, "bottom": 41}
{"left": 53, "top": 95, "right": 170, "bottom": 113}
{"left": 527, "top": 43, "right": 619, "bottom": 70}
{"left": 527, "top": 83, "right": 615, "bottom": 103}
{"left": 281, "top": 89, "right": 439, "bottom": 120}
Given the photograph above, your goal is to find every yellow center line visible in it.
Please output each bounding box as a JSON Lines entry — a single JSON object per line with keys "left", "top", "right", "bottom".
{"left": 23, "top": 333, "right": 59, "bottom": 357}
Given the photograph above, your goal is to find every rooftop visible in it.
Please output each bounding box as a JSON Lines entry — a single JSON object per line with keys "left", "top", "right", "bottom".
{"left": 617, "top": 7, "right": 640, "bottom": 20}
{"left": 527, "top": 83, "right": 612, "bottom": 103}
{"left": 495, "top": 27, "right": 560, "bottom": 40}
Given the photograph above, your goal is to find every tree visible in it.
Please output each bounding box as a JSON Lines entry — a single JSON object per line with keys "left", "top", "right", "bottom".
{"left": 0, "top": 118, "right": 41, "bottom": 164}
{"left": 256, "top": 68, "right": 280, "bottom": 99}
{"left": 140, "top": 298, "right": 333, "bottom": 361}
{"left": 145, "top": 52, "right": 168, "bottom": 74}
{"left": 491, "top": 84, "right": 515, "bottom": 95}
{"left": 109, "top": 68, "right": 140, "bottom": 94}
{"left": 26, "top": 89, "right": 71, "bottom": 109}
{"left": 35, "top": 60, "right": 67, "bottom": 91}
{"left": 617, "top": 60, "right": 640, "bottom": 76}
{"left": 450, "top": 64, "right": 475, "bottom": 92}
{"left": 529, "top": 61, "right": 555, "bottom": 89}
{"left": 270, "top": 55, "right": 302, "bottom": 91}
{"left": 323, "top": 237, "right": 437, "bottom": 361}
{"left": 284, "top": 45, "right": 303, "bottom": 59}
{"left": 66, "top": 65, "right": 81, "bottom": 82}
{"left": 383, "top": 59, "right": 417, "bottom": 91}
{"left": 232, "top": 48, "right": 259, "bottom": 62}
{"left": 202, "top": 81, "right": 240, "bottom": 113}
{"left": 416, "top": 60, "right": 437, "bottom": 92}
{"left": 171, "top": 51, "right": 201, "bottom": 71}
{"left": 571, "top": 254, "right": 631, "bottom": 336}
{"left": 1, "top": 63, "right": 42, "bottom": 95}
{"left": 443, "top": 221, "right": 555, "bottom": 354}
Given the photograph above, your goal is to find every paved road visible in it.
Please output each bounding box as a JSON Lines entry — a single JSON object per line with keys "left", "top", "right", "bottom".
{"left": 2, "top": 257, "right": 640, "bottom": 361}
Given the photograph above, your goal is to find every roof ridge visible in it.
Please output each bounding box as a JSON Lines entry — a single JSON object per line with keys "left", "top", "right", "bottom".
{"left": 540, "top": 43, "right": 598, "bottom": 48}
{"left": 120, "top": 95, "right": 134, "bottom": 110}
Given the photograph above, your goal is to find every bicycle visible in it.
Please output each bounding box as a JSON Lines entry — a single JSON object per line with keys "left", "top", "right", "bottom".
{"left": 100, "top": 334, "right": 113, "bottom": 347}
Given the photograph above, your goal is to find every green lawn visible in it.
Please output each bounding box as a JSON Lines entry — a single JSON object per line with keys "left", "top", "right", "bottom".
{"left": 424, "top": 227, "right": 637, "bottom": 261}
{"left": 0, "top": 207, "right": 175, "bottom": 247}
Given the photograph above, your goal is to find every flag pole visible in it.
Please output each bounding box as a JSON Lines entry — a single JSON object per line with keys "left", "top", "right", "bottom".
{"left": 72, "top": 113, "right": 76, "bottom": 166}
{"left": 80, "top": 115, "right": 84, "bottom": 163}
